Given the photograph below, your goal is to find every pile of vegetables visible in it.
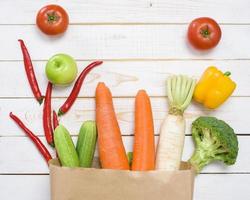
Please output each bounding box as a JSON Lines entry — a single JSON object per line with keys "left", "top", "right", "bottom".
{"left": 9, "top": 40, "right": 239, "bottom": 172}
{"left": 10, "top": 39, "right": 102, "bottom": 168}
{"left": 9, "top": 9, "right": 239, "bottom": 174}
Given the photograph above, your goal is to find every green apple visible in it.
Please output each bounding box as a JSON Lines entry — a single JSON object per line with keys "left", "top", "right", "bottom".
{"left": 46, "top": 54, "right": 78, "bottom": 85}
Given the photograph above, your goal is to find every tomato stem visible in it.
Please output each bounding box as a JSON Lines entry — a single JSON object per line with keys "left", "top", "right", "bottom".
{"left": 200, "top": 25, "right": 210, "bottom": 38}
{"left": 47, "top": 12, "right": 59, "bottom": 22}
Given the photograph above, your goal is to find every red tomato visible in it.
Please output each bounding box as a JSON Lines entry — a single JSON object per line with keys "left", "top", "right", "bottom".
{"left": 187, "top": 17, "right": 221, "bottom": 50}
{"left": 36, "top": 5, "right": 69, "bottom": 35}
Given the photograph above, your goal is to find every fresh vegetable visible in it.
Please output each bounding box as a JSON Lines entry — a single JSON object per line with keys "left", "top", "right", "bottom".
{"left": 43, "top": 82, "right": 54, "bottom": 147}
{"left": 187, "top": 17, "right": 221, "bottom": 50}
{"left": 156, "top": 75, "right": 196, "bottom": 170}
{"left": 132, "top": 90, "right": 155, "bottom": 171}
{"left": 54, "top": 125, "right": 80, "bottom": 167}
{"left": 58, "top": 61, "right": 103, "bottom": 116}
{"left": 76, "top": 121, "right": 97, "bottom": 168}
{"left": 96, "top": 82, "right": 129, "bottom": 170}
{"left": 36, "top": 4, "right": 69, "bottom": 35}
{"left": 46, "top": 54, "right": 78, "bottom": 85}
{"left": 18, "top": 39, "right": 43, "bottom": 104}
{"left": 189, "top": 116, "right": 239, "bottom": 173}
{"left": 9, "top": 112, "right": 52, "bottom": 163}
{"left": 53, "top": 110, "right": 59, "bottom": 130}
{"left": 194, "top": 66, "right": 236, "bottom": 109}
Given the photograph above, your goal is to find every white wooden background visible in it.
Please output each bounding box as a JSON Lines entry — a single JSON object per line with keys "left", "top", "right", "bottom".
{"left": 1, "top": 0, "right": 250, "bottom": 199}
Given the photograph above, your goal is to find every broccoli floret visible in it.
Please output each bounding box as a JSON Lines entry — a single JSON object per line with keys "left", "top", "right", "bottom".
{"left": 189, "top": 116, "right": 239, "bottom": 173}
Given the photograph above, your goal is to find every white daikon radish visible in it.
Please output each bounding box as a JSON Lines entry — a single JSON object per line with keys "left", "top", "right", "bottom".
{"left": 156, "top": 75, "right": 196, "bottom": 171}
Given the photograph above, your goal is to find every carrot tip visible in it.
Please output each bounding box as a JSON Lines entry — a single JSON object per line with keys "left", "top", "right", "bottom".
{"left": 97, "top": 82, "right": 105, "bottom": 86}
{"left": 138, "top": 89, "right": 147, "bottom": 93}
{"left": 96, "top": 82, "right": 108, "bottom": 90}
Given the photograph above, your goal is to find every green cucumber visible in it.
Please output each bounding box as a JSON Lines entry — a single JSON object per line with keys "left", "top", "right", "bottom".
{"left": 76, "top": 121, "right": 97, "bottom": 167}
{"left": 54, "top": 125, "right": 79, "bottom": 167}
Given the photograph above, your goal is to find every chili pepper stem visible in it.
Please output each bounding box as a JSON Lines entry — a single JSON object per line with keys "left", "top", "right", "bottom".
{"left": 58, "top": 109, "right": 64, "bottom": 116}
{"left": 38, "top": 97, "right": 44, "bottom": 105}
{"left": 49, "top": 142, "right": 55, "bottom": 148}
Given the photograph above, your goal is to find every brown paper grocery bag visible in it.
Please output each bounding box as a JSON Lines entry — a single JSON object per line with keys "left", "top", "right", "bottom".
{"left": 49, "top": 159, "right": 195, "bottom": 200}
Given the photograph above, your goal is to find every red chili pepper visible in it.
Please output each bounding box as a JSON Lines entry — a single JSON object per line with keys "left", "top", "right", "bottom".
{"left": 52, "top": 110, "right": 59, "bottom": 159}
{"left": 53, "top": 110, "right": 59, "bottom": 159}
{"left": 18, "top": 39, "right": 43, "bottom": 104}
{"left": 9, "top": 112, "right": 52, "bottom": 164}
{"left": 58, "top": 61, "right": 103, "bottom": 116}
{"left": 53, "top": 110, "right": 59, "bottom": 130}
{"left": 43, "top": 82, "right": 54, "bottom": 147}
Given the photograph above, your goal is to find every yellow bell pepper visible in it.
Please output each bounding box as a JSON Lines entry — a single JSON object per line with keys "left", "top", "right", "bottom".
{"left": 194, "top": 66, "right": 236, "bottom": 109}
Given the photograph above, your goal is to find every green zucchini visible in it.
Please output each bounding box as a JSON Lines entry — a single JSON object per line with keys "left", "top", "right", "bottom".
{"left": 76, "top": 121, "right": 97, "bottom": 167}
{"left": 54, "top": 125, "right": 80, "bottom": 167}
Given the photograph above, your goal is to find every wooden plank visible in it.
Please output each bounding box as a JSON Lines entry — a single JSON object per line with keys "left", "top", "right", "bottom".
{"left": 0, "top": 136, "right": 246, "bottom": 173}
{"left": 1, "top": 60, "right": 249, "bottom": 97}
{"left": 0, "top": 175, "right": 50, "bottom": 200}
{"left": 2, "top": 97, "right": 249, "bottom": 136}
{"left": 194, "top": 174, "right": 250, "bottom": 200}
{"left": 0, "top": 174, "right": 249, "bottom": 200}
{"left": 1, "top": 0, "right": 250, "bottom": 24}
{"left": 1, "top": 25, "right": 250, "bottom": 60}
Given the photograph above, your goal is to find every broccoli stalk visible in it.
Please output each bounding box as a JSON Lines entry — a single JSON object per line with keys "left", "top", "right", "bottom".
{"left": 188, "top": 116, "right": 239, "bottom": 173}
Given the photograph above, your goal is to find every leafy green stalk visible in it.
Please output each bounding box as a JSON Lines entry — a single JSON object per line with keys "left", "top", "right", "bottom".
{"left": 189, "top": 128, "right": 225, "bottom": 173}
{"left": 167, "top": 75, "right": 196, "bottom": 115}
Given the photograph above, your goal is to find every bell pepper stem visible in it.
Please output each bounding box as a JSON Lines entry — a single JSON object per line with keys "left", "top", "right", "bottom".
{"left": 224, "top": 71, "right": 231, "bottom": 76}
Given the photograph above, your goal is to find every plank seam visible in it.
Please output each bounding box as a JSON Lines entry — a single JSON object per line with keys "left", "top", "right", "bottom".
{"left": 0, "top": 96, "right": 248, "bottom": 99}
{"left": 1, "top": 58, "right": 250, "bottom": 62}
{"left": 1, "top": 134, "right": 249, "bottom": 137}
{"left": 1, "top": 23, "right": 250, "bottom": 26}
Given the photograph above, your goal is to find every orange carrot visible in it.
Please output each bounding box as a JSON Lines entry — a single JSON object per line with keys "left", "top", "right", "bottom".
{"left": 132, "top": 90, "right": 155, "bottom": 171}
{"left": 96, "top": 82, "right": 129, "bottom": 170}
